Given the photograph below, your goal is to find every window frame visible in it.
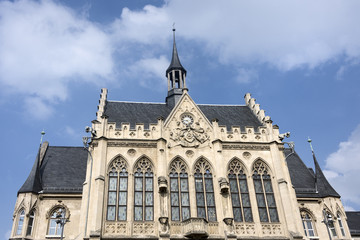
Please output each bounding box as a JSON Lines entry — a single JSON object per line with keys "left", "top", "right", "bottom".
{"left": 300, "top": 210, "right": 316, "bottom": 237}
{"left": 26, "top": 210, "right": 35, "bottom": 236}
{"left": 16, "top": 209, "right": 25, "bottom": 236}
{"left": 228, "top": 158, "right": 253, "bottom": 223}
{"left": 47, "top": 208, "right": 64, "bottom": 236}
{"left": 169, "top": 158, "right": 190, "bottom": 222}
{"left": 252, "top": 160, "right": 279, "bottom": 223}
{"left": 194, "top": 158, "right": 217, "bottom": 222}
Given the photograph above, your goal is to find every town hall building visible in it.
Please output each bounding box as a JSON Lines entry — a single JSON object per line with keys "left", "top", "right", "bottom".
{"left": 10, "top": 30, "right": 356, "bottom": 240}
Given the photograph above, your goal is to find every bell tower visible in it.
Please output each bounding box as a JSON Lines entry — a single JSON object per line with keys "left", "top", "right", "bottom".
{"left": 166, "top": 28, "right": 187, "bottom": 107}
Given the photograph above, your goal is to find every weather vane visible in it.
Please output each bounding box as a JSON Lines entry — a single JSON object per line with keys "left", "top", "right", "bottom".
{"left": 173, "top": 22, "right": 175, "bottom": 31}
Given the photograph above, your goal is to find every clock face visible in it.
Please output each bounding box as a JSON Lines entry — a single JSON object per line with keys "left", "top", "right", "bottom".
{"left": 181, "top": 115, "right": 194, "bottom": 125}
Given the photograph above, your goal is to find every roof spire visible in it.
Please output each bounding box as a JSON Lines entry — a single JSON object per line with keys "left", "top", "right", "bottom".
{"left": 308, "top": 137, "right": 318, "bottom": 193}
{"left": 166, "top": 26, "right": 187, "bottom": 108}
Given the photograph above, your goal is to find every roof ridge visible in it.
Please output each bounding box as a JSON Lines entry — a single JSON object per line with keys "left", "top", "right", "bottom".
{"left": 107, "top": 100, "right": 166, "bottom": 104}
{"left": 198, "top": 103, "right": 246, "bottom": 106}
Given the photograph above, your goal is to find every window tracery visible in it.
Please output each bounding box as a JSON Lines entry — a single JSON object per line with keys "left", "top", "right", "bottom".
{"left": 16, "top": 209, "right": 25, "bottom": 235}
{"left": 252, "top": 160, "right": 278, "bottom": 222}
{"left": 300, "top": 210, "right": 316, "bottom": 237}
{"left": 228, "top": 158, "right": 253, "bottom": 222}
{"left": 169, "top": 158, "right": 190, "bottom": 221}
{"left": 194, "top": 158, "right": 216, "bottom": 222}
{"left": 107, "top": 156, "right": 128, "bottom": 221}
{"left": 134, "top": 157, "right": 154, "bottom": 221}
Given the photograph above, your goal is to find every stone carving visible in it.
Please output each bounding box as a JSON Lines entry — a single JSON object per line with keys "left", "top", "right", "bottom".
{"left": 108, "top": 156, "right": 127, "bottom": 172}
{"left": 223, "top": 144, "right": 270, "bottom": 151}
{"left": 208, "top": 222, "right": 219, "bottom": 235}
{"left": 234, "top": 223, "right": 255, "bottom": 235}
{"left": 107, "top": 142, "right": 157, "bottom": 148}
{"left": 261, "top": 224, "right": 282, "bottom": 235}
{"left": 243, "top": 151, "right": 251, "bottom": 159}
{"left": 127, "top": 149, "right": 136, "bottom": 156}
{"left": 104, "top": 222, "right": 127, "bottom": 235}
{"left": 170, "top": 121, "right": 209, "bottom": 148}
{"left": 170, "top": 222, "right": 182, "bottom": 235}
{"left": 185, "top": 150, "right": 194, "bottom": 158}
{"left": 133, "top": 222, "right": 155, "bottom": 235}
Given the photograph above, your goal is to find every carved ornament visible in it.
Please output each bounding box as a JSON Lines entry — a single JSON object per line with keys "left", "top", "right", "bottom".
{"left": 107, "top": 142, "right": 157, "bottom": 148}
{"left": 223, "top": 144, "right": 270, "bottom": 151}
{"left": 169, "top": 121, "right": 210, "bottom": 148}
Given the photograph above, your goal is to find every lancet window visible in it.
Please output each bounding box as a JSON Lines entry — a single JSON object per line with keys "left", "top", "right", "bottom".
{"left": 169, "top": 158, "right": 190, "bottom": 221}
{"left": 252, "top": 160, "right": 279, "bottom": 222}
{"left": 48, "top": 208, "right": 64, "bottom": 235}
{"left": 134, "top": 157, "right": 154, "bottom": 221}
{"left": 337, "top": 212, "right": 346, "bottom": 236}
{"left": 327, "top": 212, "right": 337, "bottom": 237}
{"left": 16, "top": 209, "right": 25, "bottom": 235}
{"left": 300, "top": 210, "right": 316, "bottom": 237}
{"left": 106, "top": 156, "right": 128, "bottom": 221}
{"left": 194, "top": 158, "right": 216, "bottom": 222}
{"left": 26, "top": 210, "right": 35, "bottom": 236}
{"left": 228, "top": 158, "right": 253, "bottom": 222}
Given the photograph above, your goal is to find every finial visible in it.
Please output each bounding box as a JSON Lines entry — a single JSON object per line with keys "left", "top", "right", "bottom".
{"left": 40, "top": 130, "right": 45, "bottom": 144}
{"left": 307, "top": 137, "right": 314, "bottom": 152}
{"left": 172, "top": 22, "right": 175, "bottom": 31}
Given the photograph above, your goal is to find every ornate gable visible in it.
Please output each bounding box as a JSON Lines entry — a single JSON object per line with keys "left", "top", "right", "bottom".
{"left": 164, "top": 91, "right": 213, "bottom": 148}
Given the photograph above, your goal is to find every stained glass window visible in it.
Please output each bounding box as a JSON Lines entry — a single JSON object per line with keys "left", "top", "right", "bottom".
{"left": 337, "top": 212, "right": 346, "bottom": 236}
{"left": 26, "top": 210, "right": 35, "bottom": 236}
{"left": 134, "top": 157, "right": 154, "bottom": 221}
{"left": 300, "top": 210, "right": 316, "bottom": 237}
{"left": 228, "top": 158, "right": 253, "bottom": 222}
{"left": 16, "top": 209, "right": 25, "bottom": 235}
{"left": 252, "top": 160, "right": 279, "bottom": 222}
{"left": 106, "top": 157, "right": 128, "bottom": 221}
{"left": 169, "top": 158, "right": 190, "bottom": 221}
{"left": 48, "top": 208, "right": 64, "bottom": 235}
{"left": 194, "top": 158, "right": 216, "bottom": 221}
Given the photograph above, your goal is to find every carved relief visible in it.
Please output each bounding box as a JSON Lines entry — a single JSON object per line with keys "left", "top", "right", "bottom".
{"left": 104, "top": 222, "right": 127, "bottom": 235}
{"left": 170, "top": 120, "right": 209, "bottom": 148}
{"left": 243, "top": 151, "right": 251, "bottom": 159}
{"left": 127, "top": 149, "right": 136, "bottom": 156}
{"left": 185, "top": 150, "right": 194, "bottom": 158}
{"left": 223, "top": 144, "right": 270, "bottom": 151}
{"left": 208, "top": 222, "right": 219, "bottom": 235}
{"left": 133, "top": 222, "right": 156, "bottom": 235}
{"left": 234, "top": 223, "right": 255, "bottom": 235}
{"left": 107, "top": 142, "right": 157, "bottom": 148}
{"left": 261, "top": 224, "right": 282, "bottom": 235}
{"left": 170, "top": 222, "right": 182, "bottom": 235}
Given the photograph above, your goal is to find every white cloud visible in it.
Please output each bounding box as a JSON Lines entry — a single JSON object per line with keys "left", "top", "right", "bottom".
{"left": 3, "top": 0, "right": 360, "bottom": 118}
{"left": 325, "top": 124, "right": 360, "bottom": 209}
{"left": 24, "top": 97, "right": 54, "bottom": 119}
{"left": 0, "top": 0, "right": 114, "bottom": 117}
{"left": 235, "top": 68, "right": 258, "bottom": 83}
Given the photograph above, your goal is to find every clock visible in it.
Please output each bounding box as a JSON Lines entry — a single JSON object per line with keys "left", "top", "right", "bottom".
{"left": 181, "top": 115, "right": 194, "bottom": 126}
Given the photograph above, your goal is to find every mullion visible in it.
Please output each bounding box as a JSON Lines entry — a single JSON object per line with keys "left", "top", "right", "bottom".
{"left": 134, "top": 176, "right": 143, "bottom": 221}
{"left": 236, "top": 175, "right": 244, "bottom": 222}
{"left": 195, "top": 174, "right": 206, "bottom": 219}
{"left": 261, "top": 176, "right": 271, "bottom": 222}
{"left": 204, "top": 174, "right": 216, "bottom": 221}
{"left": 202, "top": 174, "right": 208, "bottom": 220}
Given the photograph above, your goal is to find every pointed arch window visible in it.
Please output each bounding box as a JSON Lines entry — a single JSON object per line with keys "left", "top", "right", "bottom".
{"left": 169, "top": 158, "right": 190, "bottom": 221}
{"left": 326, "top": 212, "right": 337, "bottom": 237}
{"left": 16, "top": 209, "right": 25, "bottom": 235}
{"left": 134, "top": 157, "right": 154, "bottom": 221}
{"left": 194, "top": 158, "right": 216, "bottom": 222}
{"left": 252, "top": 160, "right": 279, "bottom": 222}
{"left": 48, "top": 208, "right": 64, "bottom": 235}
{"left": 300, "top": 210, "right": 316, "bottom": 237}
{"left": 106, "top": 157, "right": 128, "bottom": 221}
{"left": 228, "top": 159, "right": 253, "bottom": 222}
{"left": 26, "top": 210, "right": 35, "bottom": 236}
{"left": 337, "top": 212, "right": 346, "bottom": 236}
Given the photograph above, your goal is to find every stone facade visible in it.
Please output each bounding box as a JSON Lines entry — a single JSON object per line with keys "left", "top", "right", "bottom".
{"left": 10, "top": 31, "right": 352, "bottom": 240}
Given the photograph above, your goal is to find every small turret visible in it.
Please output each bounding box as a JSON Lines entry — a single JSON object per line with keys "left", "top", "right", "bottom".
{"left": 166, "top": 28, "right": 187, "bottom": 108}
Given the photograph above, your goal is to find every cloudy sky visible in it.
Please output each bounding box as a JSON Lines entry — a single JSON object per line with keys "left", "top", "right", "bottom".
{"left": 1, "top": 0, "right": 360, "bottom": 237}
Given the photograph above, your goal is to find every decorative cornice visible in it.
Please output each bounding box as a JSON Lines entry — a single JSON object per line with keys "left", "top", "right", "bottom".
{"left": 222, "top": 144, "right": 270, "bottom": 151}
{"left": 107, "top": 141, "right": 157, "bottom": 148}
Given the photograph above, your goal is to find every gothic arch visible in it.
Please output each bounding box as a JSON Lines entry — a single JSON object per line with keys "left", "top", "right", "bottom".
{"left": 168, "top": 156, "right": 190, "bottom": 175}
{"left": 227, "top": 157, "right": 249, "bottom": 175}
{"left": 132, "top": 155, "right": 154, "bottom": 173}
{"left": 192, "top": 156, "right": 214, "bottom": 175}
{"left": 46, "top": 203, "right": 70, "bottom": 219}
{"left": 107, "top": 154, "right": 128, "bottom": 173}
{"left": 251, "top": 158, "right": 273, "bottom": 175}
{"left": 299, "top": 207, "right": 317, "bottom": 221}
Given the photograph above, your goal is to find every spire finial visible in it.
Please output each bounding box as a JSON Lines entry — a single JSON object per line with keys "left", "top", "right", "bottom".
{"left": 173, "top": 22, "right": 175, "bottom": 31}
{"left": 307, "top": 137, "right": 314, "bottom": 152}
{"left": 40, "top": 130, "right": 45, "bottom": 145}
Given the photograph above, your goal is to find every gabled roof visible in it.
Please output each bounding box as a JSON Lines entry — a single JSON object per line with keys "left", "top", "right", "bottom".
{"left": 285, "top": 148, "right": 340, "bottom": 198}
{"left": 18, "top": 146, "right": 88, "bottom": 195}
{"left": 346, "top": 211, "right": 360, "bottom": 236}
{"left": 104, "top": 101, "right": 263, "bottom": 131}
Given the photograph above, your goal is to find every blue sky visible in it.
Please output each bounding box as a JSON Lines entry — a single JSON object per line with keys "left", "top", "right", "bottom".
{"left": 1, "top": 0, "right": 360, "bottom": 238}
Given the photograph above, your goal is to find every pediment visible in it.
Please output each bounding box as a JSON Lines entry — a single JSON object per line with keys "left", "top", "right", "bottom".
{"left": 164, "top": 91, "right": 213, "bottom": 148}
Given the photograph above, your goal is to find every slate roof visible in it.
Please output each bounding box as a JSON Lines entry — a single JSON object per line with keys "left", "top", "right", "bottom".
{"left": 285, "top": 148, "right": 340, "bottom": 198}
{"left": 104, "top": 101, "right": 263, "bottom": 131}
{"left": 18, "top": 146, "right": 88, "bottom": 194}
{"left": 346, "top": 211, "right": 360, "bottom": 236}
